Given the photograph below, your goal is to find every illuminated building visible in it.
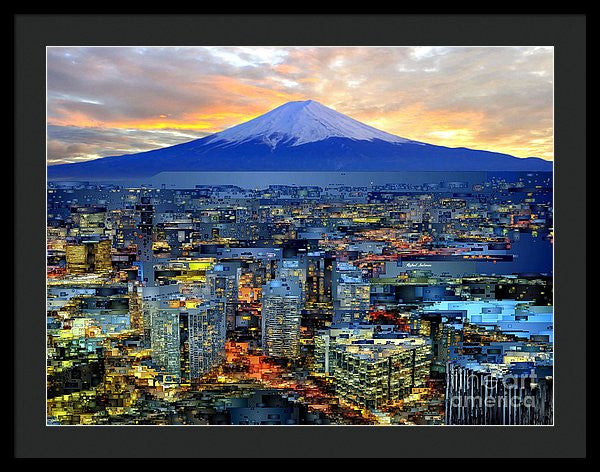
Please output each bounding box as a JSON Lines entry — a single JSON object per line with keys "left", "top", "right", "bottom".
{"left": 333, "top": 277, "right": 371, "bottom": 323}
{"left": 415, "top": 312, "right": 464, "bottom": 373}
{"left": 330, "top": 337, "right": 432, "bottom": 409}
{"left": 127, "top": 283, "right": 143, "bottom": 331}
{"left": 261, "top": 278, "right": 302, "bottom": 358}
{"left": 204, "top": 263, "right": 241, "bottom": 332}
{"left": 70, "top": 206, "right": 107, "bottom": 236}
{"left": 150, "top": 300, "right": 226, "bottom": 382}
{"left": 45, "top": 171, "right": 554, "bottom": 425}
{"left": 135, "top": 195, "right": 155, "bottom": 284}
{"left": 153, "top": 258, "right": 215, "bottom": 285}
{"left": 303, "top": 251, "right": 334, "bottom": 307}
{"left": 65, "top": 238, "right": 112, "bottom": 274}
{"left": 141, "top": 284, "right": 180, "bottom": 346}
{"left": 314, "top": 324, "right": 375, "bottom": 374}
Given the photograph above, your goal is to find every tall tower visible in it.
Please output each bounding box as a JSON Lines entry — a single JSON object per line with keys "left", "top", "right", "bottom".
{"left": 135, "top": 195, "right": 155, "bottom": 285}
{"left": 205, "top": 265, "right": 240, "bottom": 334}
{"left": 261, "top": 278, "right": 302, "bottom": 358}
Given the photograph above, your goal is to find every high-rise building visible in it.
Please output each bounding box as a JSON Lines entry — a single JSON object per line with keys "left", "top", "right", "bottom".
{"left": 135, "top": 196, "right": 155, "bottom": 284}
{"left": 330, "top": 337, "right": 432, "bottom": 409}
{"left": 65, "top": 238, "right": 112, "bottom": 274}
{"left": 204, "top": 263, "right": 240, "bottom": 333}
{"left": 314, "top": 323, "right": 375, "bottom": 375}
{"left": 150, "top": 300, "right": 226, "bottom": 383}
{"left": 302, "top": 251, "right": 333, "bottom": 307}
{"left": 333, "top": 280, "right": 371, "bottom": 323}
{"left": 261, "top": 278, "right": 302, "bottom": 358}
{"left": 141, "top": 284, "right": 180, "bottom": 347}
{"left": 332, "top": 261, "right": 370, "bottom": 323}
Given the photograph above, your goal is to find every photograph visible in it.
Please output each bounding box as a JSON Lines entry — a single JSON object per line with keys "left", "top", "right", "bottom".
{"left": 45, "top": 45, "right": 555, "bottom": 426}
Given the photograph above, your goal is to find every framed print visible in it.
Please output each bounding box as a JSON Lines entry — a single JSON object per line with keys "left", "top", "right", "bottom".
{"left": 14, "top": 13, "right": 586, "bottom": 459}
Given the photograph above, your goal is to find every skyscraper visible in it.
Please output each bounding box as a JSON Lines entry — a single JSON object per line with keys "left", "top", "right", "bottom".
{"left": 261, "top": 278, "right": 302, "bottom": 358}
{"left": 150, "top": 300, "right": 226, "bottom": 382}
{"left": 135, "top": 195, "right": 155, "bottom": 284}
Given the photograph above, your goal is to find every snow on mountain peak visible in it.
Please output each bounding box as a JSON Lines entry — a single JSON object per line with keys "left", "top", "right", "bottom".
{"left": 207, "top": 100, "right": 411, "bottom": 148}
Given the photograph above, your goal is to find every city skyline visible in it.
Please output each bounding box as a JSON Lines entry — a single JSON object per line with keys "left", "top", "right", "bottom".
{"left": 47, "top": 46, "right": 554, "bottom": 165}
{"left": 47, "top": 174, "right": 554, "bottom": 426}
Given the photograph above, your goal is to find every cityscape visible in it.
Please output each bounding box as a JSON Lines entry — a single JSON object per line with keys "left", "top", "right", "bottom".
{"left": 46, "top": 46, "right": 553, "bottom": 426}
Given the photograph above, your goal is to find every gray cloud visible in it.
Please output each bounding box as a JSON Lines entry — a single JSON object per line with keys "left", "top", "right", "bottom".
{"left": 47, "top": 125, "right": 206, "bottom": 164}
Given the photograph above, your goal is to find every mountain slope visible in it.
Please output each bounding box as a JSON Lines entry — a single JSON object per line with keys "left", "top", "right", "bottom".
{"left": 48, "top": 100, "right": 552, "bottom": 179}
{"left": 206, "top": 99, "right": 411, "bottom": 147}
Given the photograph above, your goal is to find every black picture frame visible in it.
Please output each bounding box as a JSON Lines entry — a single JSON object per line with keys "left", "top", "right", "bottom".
{"left": 14, "top": 13, "right": 586, "bottom": 459}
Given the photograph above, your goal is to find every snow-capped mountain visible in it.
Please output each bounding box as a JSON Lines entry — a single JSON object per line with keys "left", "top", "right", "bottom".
{"left": 48, "top": 100, "right": 552, "bottom": 180}
{"left": 206, "top": 100, "right": 411, "bottom": 148}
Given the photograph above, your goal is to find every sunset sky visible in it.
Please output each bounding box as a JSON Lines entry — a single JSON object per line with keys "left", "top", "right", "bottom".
{"left": 47, "top": 46, "right": 553, "bottom": 165}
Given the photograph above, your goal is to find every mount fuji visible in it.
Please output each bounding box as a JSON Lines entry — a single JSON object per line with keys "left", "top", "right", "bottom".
{"left": 48, "top": 100, "right": 552, "bottom": 180}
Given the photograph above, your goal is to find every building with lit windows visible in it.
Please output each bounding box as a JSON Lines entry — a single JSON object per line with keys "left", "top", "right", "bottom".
{"left": 65, "top": 238, "right": 112, "bottom": 274}
{"left": 150, "top": 300, "right": 226, "bottom": 382}
{"left": 333, "top": 278, "right": 371, "bottom": 323}
{"left": 261, "top": 278, "right": 302, "bottom": 358}
{"left": 204, "top": 263, "right": 241, "bottom": 332}
{"left": 329, "top": 337, "right": 432, "bottom": 409}
{"left": 70, "top": 205, "right": 107, "bottom": 236}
